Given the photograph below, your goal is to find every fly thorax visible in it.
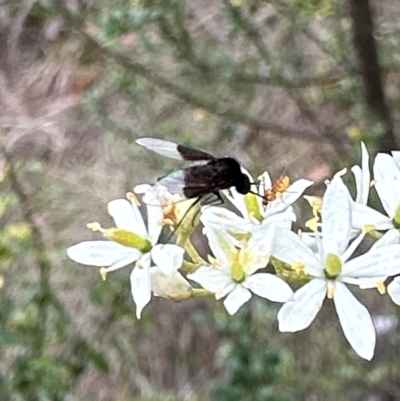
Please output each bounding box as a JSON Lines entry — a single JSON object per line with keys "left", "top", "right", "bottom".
{"left": 324, "top": 253, "right": 342, "bottom": 280}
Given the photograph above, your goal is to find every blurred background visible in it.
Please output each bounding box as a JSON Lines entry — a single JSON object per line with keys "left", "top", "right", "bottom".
{"left": 1, "top": 0, "right": 400, "bottom": 400}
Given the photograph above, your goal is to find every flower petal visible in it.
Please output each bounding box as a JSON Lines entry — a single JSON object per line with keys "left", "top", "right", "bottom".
{"left": 67, "top": 240, "right": 141, "bottom": 267}
{"left": 130, "top": 255, "right": 152, "bottom": 319}
{"left": 108, "top": 199, "right": 147, "bottom": 237}
{"left": 322, "top": 177, "right": 352, "bottom": 256}
{"left": 268, "top": 179, "right": 313, "bottom": 215}
{"left": 201, "top": 206, "right": 253, "bottom": 233}
{"left": 272, "top": 228, "right": 322, "bottom": 276}
{"left": 205, "top": 227, "right": 238, "bottom": 270}
{"left": 387, "top": 277, "right": 400, "bottom": 306}
{"left": 150, "top": 268, "right": 192, "bottom": 301}
{"left": 187, "top": 266, "right": 232, "bottom": 297}
{"left": 146, "top": 204, "right": 163, "bottom": 244}
{"left": 371, "top": 229, "right": 400, "bottom": 249}
{"left": 151, "top": 244, "right": 184, "bottom": 275}
{"left": 373, "top": 153, "right": 400, "bottom": 217}
{"left": 278, "top": 278, "right": 326, "bottom": 332}
{"left": 351, "top": 202, "right": 392, "bottom": 231}
{"left": 244, "top": 273, "right": 293, "bottom": 302}
{"left": 351, "top": 142, "right": 370, "bottom": 205}
{"left": 241, "top": 223, "right": 275, "bottom": 275}
{"left": 223, "top": 285, "right": 252, "bottom": 315}
{"left": 333, "top": 282, "right": 375, "bottom": 360}
{"left": 342, "top": 244, "right": 400, "bottom": 277}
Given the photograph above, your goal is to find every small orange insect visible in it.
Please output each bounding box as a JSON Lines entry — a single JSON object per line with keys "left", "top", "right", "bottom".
{"left": 263, "top": 174, "right": 290, "bottom": 205}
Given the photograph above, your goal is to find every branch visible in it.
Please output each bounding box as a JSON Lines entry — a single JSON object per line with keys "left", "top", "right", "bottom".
{"left": 349, "top": 0, "right": 396, "bottom": 151}
{"left": 53, "top": 1, "right": 347, "bottom": 145}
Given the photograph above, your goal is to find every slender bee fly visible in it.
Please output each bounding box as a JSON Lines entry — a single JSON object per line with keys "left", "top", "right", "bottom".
{"left": 136, "top": 137, "right": 261, "bottom": 204}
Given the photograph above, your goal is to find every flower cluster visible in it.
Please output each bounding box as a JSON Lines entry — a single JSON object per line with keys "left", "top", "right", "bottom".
{"left": 67, "top": 143, "right": 400, "bottom": 360}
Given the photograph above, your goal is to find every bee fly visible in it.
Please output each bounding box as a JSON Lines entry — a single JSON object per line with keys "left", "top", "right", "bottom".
{"left": 136, "top": 137, "right": 263, "bottom": 204}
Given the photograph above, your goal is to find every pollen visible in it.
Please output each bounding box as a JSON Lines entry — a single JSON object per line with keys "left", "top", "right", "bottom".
{"left": 362, "top": 224, "right": 375, "bottom": 234}
{"left": 162, "top": 204, "right": 179, "bottom": 229}
{"left": 377, "top": 281, "right": 386, "bottom": 295}
{"left": 99, "top": 267, "right": 108, "bottom": 281}
{"left": 305, "top": 216, "right": 320, "bottom": 232}
{"left": 292, "top": 262, "right": 305, "bottom": 274}
{"left": 327, "top": 282, "right": 335, "bottom": 299}
{"left": 126, "top": 191, "right": 140, "bottom": 206}
{"left": 87, "top": 221, "right": 102, "bottom": 232}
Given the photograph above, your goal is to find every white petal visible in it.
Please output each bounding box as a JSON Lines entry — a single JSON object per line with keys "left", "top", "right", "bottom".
{"left": 387, "top": 278, "right": 400, "bottom": 306}
{"left": 146, "top": 204, "right": 163, "bottom": 244}
{"left": 134, "top": 184, "right": 152, "bottom": 194}
{"left": 351, "top": 202, "right": 392, "bottom": 231}
{"left": 205, "top": 227, "right": 237, "bottom": 270}
{"left": 187, "top": 266, "right": 232, "bottom": 296}
{"left": 108, "top": 199, "right": 147, "bottom": 237}
{"left": 342, "top": 244, "right": 400, "bottom": 277}
{"left": 322, "top": 177, "right": 352, "bottom": 256}
{"left": 130, "top": 259, "right": 151, "bottom": 319}
{"left": 151, "top": 244, "right": 184, "bottom": 275}
{"left": 374, "top": 153, "right": 400, "bottom": 217}
{"left": 351, "top": 142, "right": 370, "bottom": 205}
{"left": 272, "top": 228, "right": 322, "bottom": 276}
{"left": 269, "top": 179, "right": 313, "bottom": 215}
{"left": 333, "top": 282, "right": 375, "bottom": 360}
{"left": 351, "top": 165, "right": 363, "bottom": 203}
{"left": 242, "top": 223, "right": 275, "bottom": 275}
{"left": 201, "top": 206, "right": 253, "bottom": 233}
{"left": 67, "top": 240, "right": 141, "bottom": 267}
{"left": 223, "top": 285, "right": 252, "bottom": 315}
{"left": 371, "top": 229, "right": 400, "bottom": 249}
{"left": 360, "top": 142, "right": 370, "bottom": 205}
{"left": 150, "top": 268, "right": 192, "bottom": 300}
{"left": 278, "top": 279, "right": 326, "bottom": 332}
{"left": 392, "top": 151, "right": 400, "bottom": 165}
{"left": 244, "top": 273, "right": 293, "bottom": 302}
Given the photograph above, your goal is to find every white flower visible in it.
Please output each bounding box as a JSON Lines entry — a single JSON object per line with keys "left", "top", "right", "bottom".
{"left": 272, "top": 177, "right": 400, "bottom": 360}
{"left": 67, "top": 196, "right": 184, "bottom": 318}
{"left": 201, "top": 169, "right": 313, "bottom": 234}
{"left": 187, "top": 225, "right": 293, "bottom": 315}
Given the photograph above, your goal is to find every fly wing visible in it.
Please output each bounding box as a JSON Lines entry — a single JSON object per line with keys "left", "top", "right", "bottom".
{"left": 136, "top": 137, "right": 214, "bottom": 161}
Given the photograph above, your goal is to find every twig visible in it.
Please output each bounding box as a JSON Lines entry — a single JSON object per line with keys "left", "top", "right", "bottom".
{"left": 53, "top": 0, "right": 347, "bottom": 145}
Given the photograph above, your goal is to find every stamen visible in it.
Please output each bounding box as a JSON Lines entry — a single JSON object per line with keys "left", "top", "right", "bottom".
{"left": 327, "top": 282, "right": 335, "bottom": 299}
{"left": 208, "top": 255, "right": 218, "bottom": 266}
{"left": 126, "top": 191, "right": 140, "bottom": 206}
{"left": 99, "top": 267, "right": 108, "bottom": 281}
{"left": 292, "top": 262, "right": 305, "bottom": 274}
{"left": 306, "top": 217, "right": 320, "bottom": 232}
{"left": 362, "top": 224, "right": 375, "bottom": 234}
{"left": 87, "top": 221, "right": 102, "bottom": 232}
{"left": 377, "top": 281, "right": 386, "bottom": 295}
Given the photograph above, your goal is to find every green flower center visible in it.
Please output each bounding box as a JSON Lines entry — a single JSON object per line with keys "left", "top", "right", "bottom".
{"left": 324, "top": 253, "right": 342, "bottom": 280}
{"left": 231, "top": 261, "right": 246, "bottom": 283}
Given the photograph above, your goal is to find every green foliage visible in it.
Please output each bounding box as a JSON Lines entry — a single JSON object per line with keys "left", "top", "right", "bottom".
{"left": 209, "top": 303, "right": 287, "bottom": 401}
